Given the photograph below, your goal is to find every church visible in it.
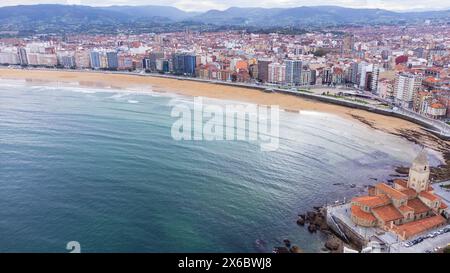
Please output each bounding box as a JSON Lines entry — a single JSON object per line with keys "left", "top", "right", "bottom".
{"left": 350, "top": 150, "right": 448, "bottom": 240}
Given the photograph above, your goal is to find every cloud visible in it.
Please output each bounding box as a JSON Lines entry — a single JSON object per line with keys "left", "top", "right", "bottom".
{"left": 0, "top": 0, "right": 448, "bottom": 12}
{"left": 172, "top": 0, "right": 228, "bottom": 12}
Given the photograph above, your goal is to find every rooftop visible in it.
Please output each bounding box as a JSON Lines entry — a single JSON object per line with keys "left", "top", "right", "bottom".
{"left": 394, "top": 179, "right": 408, "bottom": 188}
{"left": 395, "top": 215, "right": 447, "bottom": 239}
{"left": 398, "top": 205, "right": 414, "bottom": 213}
{"left": 351, "top": 205, "right": 377, "bottom": 222}
{"left": 407, "top": 198, "right": 430, "bottom": 214}
{"left": 352, "top": 194, "right": 390, "bottom": 208}
{"left": 399, "top": 188, "right": 417, "bottom": 199}
{"left": 419, "top": 191, "right": 440, "bottom": 202}
{"left": 375, "top": 183, "right": 407, "bottom": 200}
{"left": 372, "top": 204, "right": 403, "bottom": 222}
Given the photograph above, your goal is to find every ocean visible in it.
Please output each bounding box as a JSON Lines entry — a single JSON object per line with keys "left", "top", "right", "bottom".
{"left": 0, "top": 79, "right": 436, "bottom": 252}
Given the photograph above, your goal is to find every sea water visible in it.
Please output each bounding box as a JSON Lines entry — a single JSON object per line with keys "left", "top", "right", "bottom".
{"left": 0, "top": 79, "right": 436, "bottom": 252}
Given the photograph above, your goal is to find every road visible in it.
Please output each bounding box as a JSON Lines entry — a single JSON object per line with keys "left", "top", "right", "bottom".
{"left": 389, "top": 227, "right": 450, "bottom": 253}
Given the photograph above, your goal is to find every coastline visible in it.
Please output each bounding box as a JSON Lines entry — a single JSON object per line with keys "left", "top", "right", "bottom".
{"left": 0, "top": 68, "right": 425, "bottom": 132}
{"left": 1, "top": 68, "right": 449, "bottom": 180}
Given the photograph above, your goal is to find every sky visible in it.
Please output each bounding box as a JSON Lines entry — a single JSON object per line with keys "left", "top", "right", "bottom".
{"left": 0, "top": 0, "right": 449, "bottom": 12}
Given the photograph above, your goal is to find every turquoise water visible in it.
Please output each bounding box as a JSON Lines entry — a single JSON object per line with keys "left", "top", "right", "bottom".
{"left": 0, "top": 79, "right": 432, "bottom": 252}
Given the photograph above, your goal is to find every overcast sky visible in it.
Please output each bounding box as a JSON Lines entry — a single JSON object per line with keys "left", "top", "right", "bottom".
{"left": 1, "top": 0, "right": 449, "bottom": 12}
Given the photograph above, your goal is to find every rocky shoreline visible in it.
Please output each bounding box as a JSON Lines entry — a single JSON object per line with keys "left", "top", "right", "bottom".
{"left": 295, "top": 206, "right": 346, "bottom": 253}
{"left": 351, "top": 114, "right": 450, "bottom": 182}
{"left": 287, "top": 121, "right": 450, "bottom": 254}
{"left": 275, "top": 115, "right": 450, "bottom": 254}
{"left": 391, "top": 128, "right": 450, "bottom": 182}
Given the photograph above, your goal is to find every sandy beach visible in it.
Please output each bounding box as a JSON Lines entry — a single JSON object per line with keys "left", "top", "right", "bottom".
{"left": 0, "top": 68, "right": 421, "bottom": 132}
{"left": 1, "top": 68, "right": 449, "bottom": 171}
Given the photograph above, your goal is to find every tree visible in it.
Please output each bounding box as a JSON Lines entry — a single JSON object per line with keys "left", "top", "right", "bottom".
{"left": 313, "top": 48, "right": 329, "bottom": 57}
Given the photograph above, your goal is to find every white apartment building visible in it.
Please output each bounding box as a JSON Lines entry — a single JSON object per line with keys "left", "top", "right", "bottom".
{"left": 393, "top": 72, "right": 423, "bottom": 108}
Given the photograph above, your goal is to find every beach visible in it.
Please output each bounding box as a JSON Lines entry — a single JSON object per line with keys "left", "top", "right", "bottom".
{"left": 2, "top": 76, "right": 423, "bottom": 253}
{"left": 1, "top": 67, "right": 450, "bottom": 253}
{"left": 1, "top": 68, "right": 449, "bottom": 176}
{"left": 0, "top": 68, "right": 422, "bottom": 133}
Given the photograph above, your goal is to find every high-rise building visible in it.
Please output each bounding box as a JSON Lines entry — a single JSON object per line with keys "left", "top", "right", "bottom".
{"left": 172, "top": 53, "right": 196, "bottom": 76}
{"left": 358, "top": 62, "right": 371, "bottom": 89}
{"left": 341, "top": 34, "right": 354, "bottom": 55}
{"left": 183, "top": 54, "right": 196, "bottom": 76}
{"left": 268, "top": 62, "right": 285, "bottom": 84}
{"left": 75, "top": 50, "right": 90, "bottom": 69}
{"left": 144, "top": 52, "right": 164, "bottom": 72}
{"left": 378, "top": 79, "right": 394, "bottom": 101}
{"left": 89, "top": 51, "right": 101, "bottom": 69}
{"left": 37, "top": 54, "right": 57, "bottom": 67}
{"left": 393, "top": 72, "right": 423, "bottom": 108}
{"left": 257, "top": 59, "right": 271, "bottom": 83}
{"left": 370, "top": 65, "right": 381, "bottom": 94}
{"left": 285, "top": 60, "right": 302, "bottom": 86}
{"left": 301, "top": 69, "right": 312, "bottom": 86}
{"left": 58, "top": 54, "right": 76, "bottom": 68}
{"left": 0, "top": 50, "right": 19, "bottom": 65}
{"left": 118, "top": 54, "right": 133, "bottom": 70}
{"left": 106, "top": 52, "right": 119, "bottom": 70}
{"left": 18, "top": 47, "right": 28, "bottom": 66}
{"left": 100, "top": 53, "right": 108, "bottom": 69}
{"left": 322, "top": 67, "right": 332, "bottom": 85}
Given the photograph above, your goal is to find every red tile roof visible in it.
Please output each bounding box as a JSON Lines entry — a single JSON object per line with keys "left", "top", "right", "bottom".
{"left": 430, "top": 103, "right": 445, "bottom": 109}
{"left": 351, "top": 205, "right": 377, "bottom": 222}
{"left": 394, "top": 179, "right": 408, "bottom": 188}
{"left": 407, "top": 198, "right": 430, "bottom": 214}
{"left": 396, "top": 215, "right": 446, "bottom": 238}
{"left": 398, "top": 205, "right": 414, "bottom": 213}
{"left": 372, "top": 204, "right": 403, "bottom": 222}
{"left": 375, "top": 183, "right": 407, "bottom": 200}
{"left": 419, "top": 191, "right": 440, "bottom": 201}
{"left": 399, "top": 188, "right": 417, "bottom": 199}
{"left": 352, "top": 194, "right": 390, "bottom": 208}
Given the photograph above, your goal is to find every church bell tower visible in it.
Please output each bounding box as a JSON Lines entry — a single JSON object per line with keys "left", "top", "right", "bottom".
{"left": 407, "top": 150, "right": 430, "bottom": 193}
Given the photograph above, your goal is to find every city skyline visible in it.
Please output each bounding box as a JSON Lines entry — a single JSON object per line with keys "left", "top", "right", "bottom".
{"left": 0, "top": 0, "right": 449, "bottom": 256}
{"left": 0, "top": 0, "right": 449, "bottom": 12}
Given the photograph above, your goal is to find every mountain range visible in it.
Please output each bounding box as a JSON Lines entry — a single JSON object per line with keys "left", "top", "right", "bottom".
{"left": 0, "top": 4, "right": 449, "bottom": 35}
